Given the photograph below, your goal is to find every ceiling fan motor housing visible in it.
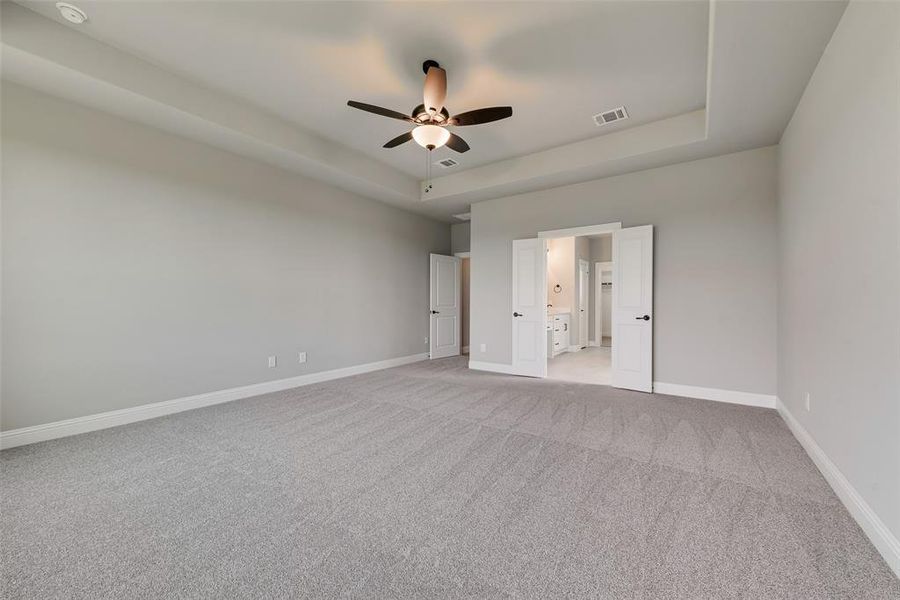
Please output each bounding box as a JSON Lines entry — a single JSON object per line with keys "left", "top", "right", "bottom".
{"left": 411, "top": 104, "right": 450, "bottom": 123}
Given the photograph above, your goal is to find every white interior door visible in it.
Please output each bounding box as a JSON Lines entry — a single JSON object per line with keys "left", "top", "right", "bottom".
{"left": 578, "top": 259, "right": 589, "bottom": 348}
{"left": 511, "top": 238, "right": 547, "bottom": 377}
{"left": 430, "top": 253, "right": 461, "bottom": 359}
{"left": 611, "top": 225, "right": 653, "bottom": 392}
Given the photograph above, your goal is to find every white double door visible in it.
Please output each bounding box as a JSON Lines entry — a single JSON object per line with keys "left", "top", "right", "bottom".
{"left": 511, "top": 226, "right": 654, "bottom": 392}
{"left": 429, "top": 254, "right": 461, "bottom": 359}
{"left": 610, "top": 225, "right": 654, "bottom": 391}
{"left": 511, "top": 239, "right": 548, "bottom": 377}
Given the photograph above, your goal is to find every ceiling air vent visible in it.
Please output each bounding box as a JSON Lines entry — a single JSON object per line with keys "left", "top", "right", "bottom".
{"left": 435, "top": 157, "right": 459, "bottom": 168}
{"left": 593, "top": 106, "right": 629, "bottom": 127}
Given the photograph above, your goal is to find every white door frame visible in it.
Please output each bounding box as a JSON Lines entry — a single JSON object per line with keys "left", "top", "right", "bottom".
{"left": 538, "top": 222, "right": 622, "bottom": 240}
{"left": 577, "top": 259, "right": 590, "bottom": 349}
{"left": 594, "top": 261, "right": 613, "bottom": 345}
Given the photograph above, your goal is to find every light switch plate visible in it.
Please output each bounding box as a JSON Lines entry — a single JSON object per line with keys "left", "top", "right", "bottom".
{"left": 298, "top": 352, "right": 307, "bottom": 364}
{"left": 268, "top": 356, "right": 277, "bottom": 368}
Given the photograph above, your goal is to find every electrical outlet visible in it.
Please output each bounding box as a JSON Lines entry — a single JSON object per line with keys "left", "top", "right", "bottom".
{"left": 298, "top": 352, "right": 307, "bottom": 364}
{"left": 804, "top": 392, "right": 811, "bottom": 412}
{"left": 480, "top": 343, "right": 487, "bottom": 353}
{"left": 268, "top": 356, "right": 277, "bottom": 368}
{"left": 424, "top": 337, "right": 428, "bottom": 345}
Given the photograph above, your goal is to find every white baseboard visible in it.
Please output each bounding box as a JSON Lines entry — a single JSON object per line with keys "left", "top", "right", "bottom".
{"left": 777, "top": 398, "right": 900, "bottom": 578}
{"left": 467, "top": 360, "right": 520, "bottom": 375}
{"left": 463, "top": 369, "right": 775, "bottom": 409}
{"left": 568, "top": 345, "right": 583, "bottom": 353}
{"left": 653, "top": 382, "right": 776, "bottom": 409}
{"left": 0, "top": 353, "right": 428, "bottom": 450}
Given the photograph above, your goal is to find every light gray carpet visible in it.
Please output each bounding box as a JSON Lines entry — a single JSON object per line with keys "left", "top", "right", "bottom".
{"left": 2, "top": 357, "right": 898, "bottom": 599}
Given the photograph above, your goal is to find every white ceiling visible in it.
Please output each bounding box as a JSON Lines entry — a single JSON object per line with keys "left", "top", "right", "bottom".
{"left": 14, "top": 1, "right": 710, "bottom": 178}
{"left": 3, "top": 1, "right": 847, "bottom": 221}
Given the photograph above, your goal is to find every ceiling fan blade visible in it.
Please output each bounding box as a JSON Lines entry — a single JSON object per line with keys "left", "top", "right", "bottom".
{"left": 383, "top": 131, "right": 414, "bottom": 148}
{"left": 347, "top": 100, "right": 413, "bottom": 122}
{"left": 450, "top": 106, "right": 513, "bottom": 126}
{"left": 445, "top": 132, "right": 470, "bottom": 153}
{"left": 423, "top": 66, "right": 447, "bottom": 116}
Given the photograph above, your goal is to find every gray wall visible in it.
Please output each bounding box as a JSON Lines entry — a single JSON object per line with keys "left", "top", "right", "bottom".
{"left": 470, "top": 146, "right": 777, "bottom": 394}
{"left": 590, "top": 236, "right": 612, "bottom": 264}
{"left": 450, "top": 222, "right": 470, "bottom": 254}
{"left": 1, "top": 83, "right": 450, "bottom": 431}
{"left": 778, "top": 1, "right": 900, "bottom": 540}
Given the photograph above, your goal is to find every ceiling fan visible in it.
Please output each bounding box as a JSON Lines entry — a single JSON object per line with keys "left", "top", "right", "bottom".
{"left": 347, "top": 60, "right": 513, "bottom": 154}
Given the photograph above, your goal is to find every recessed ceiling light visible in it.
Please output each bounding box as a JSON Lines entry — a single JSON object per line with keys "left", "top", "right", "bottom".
{"left": 56, "top": 2, "right": 87, "bottom": 24}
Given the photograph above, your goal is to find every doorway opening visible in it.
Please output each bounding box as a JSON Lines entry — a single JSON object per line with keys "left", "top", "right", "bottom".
{"left": 509, "top": 221, "right": 653, "bottom": 392}
{"left": 456, "top": 252, "right": 470, "bottom": 355}
{"left": 545, "top": 234, "right": 614, "bottom": 385}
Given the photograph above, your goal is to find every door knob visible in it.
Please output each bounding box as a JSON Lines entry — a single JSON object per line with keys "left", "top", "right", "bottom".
{"left": 513, "top": 312, "right": 523, "bottom": 317}
{"left": 431, "top": 310, "right": 440, "bottom": 314}
{"left": 635, "top": 315, "right": 650, "bottom": 321}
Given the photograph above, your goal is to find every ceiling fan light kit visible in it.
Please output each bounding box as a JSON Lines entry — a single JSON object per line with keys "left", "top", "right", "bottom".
{"left": 347, "top": 60, "right": 513, "bottom": 187}
{"left": 411, "top": 124, "right": 450, "bottom": 150}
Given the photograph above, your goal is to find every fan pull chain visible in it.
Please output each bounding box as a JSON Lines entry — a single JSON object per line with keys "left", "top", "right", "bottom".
{"left": 424, "top": 148, "right": 433, "bottom": 194}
